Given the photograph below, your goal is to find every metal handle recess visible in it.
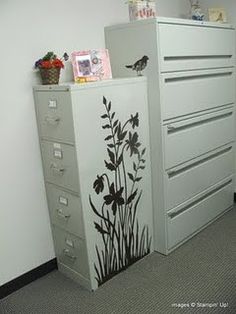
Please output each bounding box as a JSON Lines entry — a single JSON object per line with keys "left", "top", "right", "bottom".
{"left": 57, "top": 209, "right": 71, "bottom": 219}
{"left": 63, "top": 249, "right": 76, "bottom": 260}
{"left": 45, "top": 116, "right": 60, "bottom": 125}
{"left": 50, "top": 164, "right": 65, "bottom": 176}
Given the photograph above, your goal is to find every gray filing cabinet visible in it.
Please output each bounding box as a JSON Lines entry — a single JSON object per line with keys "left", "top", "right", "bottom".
{"left": 105, "top": 17, "right": 236, "bottom": 255}
{"left": 33, "top": 77, "right": 153, "bottom": 290}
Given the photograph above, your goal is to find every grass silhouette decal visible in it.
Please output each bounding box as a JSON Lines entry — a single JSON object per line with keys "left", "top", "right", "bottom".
{"left": 89, "top": 96, "right": 152, "bottom": 286}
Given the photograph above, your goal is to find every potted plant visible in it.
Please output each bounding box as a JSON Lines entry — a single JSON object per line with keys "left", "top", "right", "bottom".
{"left": 34, "top": 51, "right": 69, "bottom": 85}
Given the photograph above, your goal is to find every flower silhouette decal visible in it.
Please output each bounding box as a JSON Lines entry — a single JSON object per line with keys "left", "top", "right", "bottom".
{"left": 89, "top": 96, "right": 151, "bottom": 286}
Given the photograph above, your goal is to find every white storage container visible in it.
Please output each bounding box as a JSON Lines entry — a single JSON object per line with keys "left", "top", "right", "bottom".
{"left": 105, "top": 17, "right": 235, "bottom": 255}
{"left": 34, "top": 78, "right": 153, "bottom": 290}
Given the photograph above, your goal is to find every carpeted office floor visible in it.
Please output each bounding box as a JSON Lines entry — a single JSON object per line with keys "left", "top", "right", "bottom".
{"left": 1, "top": 208, "right": 236, "bottom": 314}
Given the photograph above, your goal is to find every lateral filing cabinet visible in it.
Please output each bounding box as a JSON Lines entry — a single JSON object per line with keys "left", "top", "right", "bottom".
{"left": 105, "top": 17, "right": 236, "bottom": 254}
{"left": 33, "top": 77, "right": 153, "bottom": 290}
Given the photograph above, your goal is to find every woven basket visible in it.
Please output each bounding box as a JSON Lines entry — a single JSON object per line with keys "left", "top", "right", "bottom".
{"left": 39, "top": 67, "right": 61, "bottom": 85}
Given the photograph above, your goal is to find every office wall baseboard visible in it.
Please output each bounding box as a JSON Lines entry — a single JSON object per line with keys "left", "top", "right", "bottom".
{"left": 0, "top": 258, "right": 57, "bottom": 300}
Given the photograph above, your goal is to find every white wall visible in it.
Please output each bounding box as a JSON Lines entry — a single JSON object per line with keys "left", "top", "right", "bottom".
{"left": 157, "top": 0, "right": 190, "bottom": 18}
{"left": 0, "top": 0, "right": 189, "bottom": 286}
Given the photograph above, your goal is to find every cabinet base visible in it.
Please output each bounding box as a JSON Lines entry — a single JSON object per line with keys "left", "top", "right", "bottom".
{"left": 57, "top": 262, "right": 92, "bottom": 291}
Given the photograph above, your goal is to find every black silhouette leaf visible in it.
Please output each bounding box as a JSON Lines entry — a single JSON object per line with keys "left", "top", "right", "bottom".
{"left": 117, "top": 123, "right": 122, "bottom": 137}
{"left": 101, "top": 114, "right": 108, "bottom": 119}
{"left": 93, "top": 175, "right": 104, "bottom": 194}
{"left": 142, "top": 148, "right": 146, "bottom": 156}
{"left": 127, "top": 189, "right": 138, "bottom": 204}
{"left": 102, "top": 124, "right": 111, "bottom": 129}
{"left": 108, "top": 101, "right": 111, "bottom": 112}
{"left": 103, "top": 96, "right": 107, "bottom": 106}
{"left": 108, "top": 144, "right": 115, "bottom": 148}
{"left": 105, "top": 135, "right": 113, "bottom": 141}
{"left": 94, "top": 222, "right": 108, "bottom": 235}
{"left": 116, "top": 141, "right": 123, "bottom": 146}
{"left": 107, "top": 149, "right": 115, "bottom": 164}
{"left": 105, "top": 161, "right": 116, "bottom": 171}
{"left": 133, "top": 162, "right": 137, "bottom": 172}
{"left": 118, "top": 131, "right": 127, "bottom": 141}
{"left": 139, "top": 165, "right": 145, "bottom": 170}
{"left": 128, "top": 172, "right": 135, "bottom": 182}
{"left": 135, "top": 177, "right": 142, "bottom": 182}
{"left": 113, "top": 119, "right": 119, "bottom": 128}
{"left": 111, "top": 112, "right": 115, "bottom": 119}
{"left": 141, "top": 159, "right": 145, "bottom": 163}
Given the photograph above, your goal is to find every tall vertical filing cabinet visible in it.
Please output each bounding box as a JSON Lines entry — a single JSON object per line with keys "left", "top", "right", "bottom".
{"left": 33, "top": 77, "right": 153, "bottom": 290}
{"left": 105, "top": 17, "right": 236, "bottom": 255}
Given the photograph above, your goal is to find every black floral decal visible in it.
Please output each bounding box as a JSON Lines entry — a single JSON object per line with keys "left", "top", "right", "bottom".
{"left": 89, "top": 96, "right": 152, "bottom": 286}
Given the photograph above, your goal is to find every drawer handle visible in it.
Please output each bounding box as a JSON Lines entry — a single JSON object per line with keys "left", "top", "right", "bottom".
{"left": 166, "top": 111, "right": 233, "bottom": 134}
{"left": 50, "top": 164, "right": 65, "bottom": 176}
{"left": 164, "top": 55, "right": 233, "bottom": 61}
{"left": 45, "top": 116, "right": 60, "bottom": 125}
{"left": 57, "top": 209, "right": 71, "bottom": 219}
{"left": 165, "top": 71, "right": 232, "bottom": 83}
{"left": 168, "top": 179, "right": 232, "bottom": 219}
{"left": 167, "top": 125, "right": 176, "bottom": 131}
{"left": 167, "top": 145, "right": 233, "bottom": 178}
{"left": 63, "top": 249, "right": 76, "bottom": 261}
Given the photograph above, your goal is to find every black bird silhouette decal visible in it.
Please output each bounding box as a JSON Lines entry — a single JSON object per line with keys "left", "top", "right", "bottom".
{"left": 125, "top": 55, "right": 149, "bottom": 76}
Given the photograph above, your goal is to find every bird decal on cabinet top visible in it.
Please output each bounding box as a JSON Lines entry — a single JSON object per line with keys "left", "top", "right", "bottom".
{"left": 125, "top": 55, "right": 149, "bottom": 76}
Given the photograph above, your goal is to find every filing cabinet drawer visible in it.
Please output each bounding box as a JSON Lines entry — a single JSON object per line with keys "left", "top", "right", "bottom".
{"left": 53, "top": 227, "right": 89, "bottom": 278}
{"left": 165, "top": 145, "right": 234, "bottom": 210}
{"left": 167, "top": 177, "right": 233, "bottom": 249}
{"left": 46, "top": 184, "right": 84, "bottom": 238}
{"left": 34, "top": 91, "right": 74, "bottom": 143}
{"left": 164, "top": 107, "right": 234, "bottom": 169}
{"left": 41, "top": 141, "right": 79, "bottom": 192}
{"left": 159, "top": 23, "right": 235, "bottom": 72}
{"left": 161, "top": 69, "right": 235, "bottom": 120}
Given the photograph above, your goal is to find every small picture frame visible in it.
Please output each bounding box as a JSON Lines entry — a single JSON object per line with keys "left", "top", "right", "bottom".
{"left": 71, "top": 49, "right": 112, "bottom": 83}
{"left": 208, "top": 8, "right": 227, "bottom": 23}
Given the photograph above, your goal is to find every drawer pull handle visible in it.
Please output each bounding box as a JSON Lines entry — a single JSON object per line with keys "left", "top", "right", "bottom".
{"left": 167, "top": 125, "right": 176, "bottom": 131}
{"left": 165, "top": 72, "right": 232, "bottom": 83}
{"left": 168, "top": 179, "right": 232, "bottom": 219}
{"left": 45, "top": 116, "right": 60, "bottom": 125}
{"left": 50, "top": 164, "right": 65, "bottom": 176}
{"left": 167, "top": 111, "right": 233, "bottom": 134}
{"left": 167, "top": 170, "right": 175, "bottom": 176}
{"left": 63, "top": 249, "right": 76, "bottom": 260}
{"left": 57, "top": 209, "right": 71, "bottom": 219}
{"left": 167, "top": 145, "right": 233, "bottom": 178}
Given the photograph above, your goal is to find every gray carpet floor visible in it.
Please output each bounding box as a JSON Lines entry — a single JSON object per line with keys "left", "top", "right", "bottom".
{"left": 1, "top": 208, "right": 236, "bottom": 314}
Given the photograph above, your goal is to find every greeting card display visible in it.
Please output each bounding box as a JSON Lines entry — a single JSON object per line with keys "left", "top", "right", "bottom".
{"left": 71, "top": 50, "right": 112, "bottom": 83}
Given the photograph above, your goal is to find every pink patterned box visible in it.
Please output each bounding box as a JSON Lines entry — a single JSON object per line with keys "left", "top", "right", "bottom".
{"left": 71, "top": 49, "right": 112, "bottom": 83}
{"left": 129, "top": 1, "right": 156, "bottom": 21}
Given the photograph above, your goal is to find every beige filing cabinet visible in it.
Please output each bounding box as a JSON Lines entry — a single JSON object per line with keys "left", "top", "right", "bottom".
{"left": 105, "top": 17, "right": 236, "bottom": 255}
{"left": 33, "top": 78, "right": 153, "bottom": 290}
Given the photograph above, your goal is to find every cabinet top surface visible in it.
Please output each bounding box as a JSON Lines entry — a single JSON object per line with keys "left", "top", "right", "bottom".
{"left": 33, "top": 77, "right": 146, "bottom": 92}
{"left": 105, "top": 17, "right": 235, "bottom": 30}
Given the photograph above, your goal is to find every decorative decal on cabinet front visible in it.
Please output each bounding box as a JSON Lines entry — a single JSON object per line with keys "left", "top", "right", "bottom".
{"left": 89, "top": 96, "right": 152, "bottom": 286}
